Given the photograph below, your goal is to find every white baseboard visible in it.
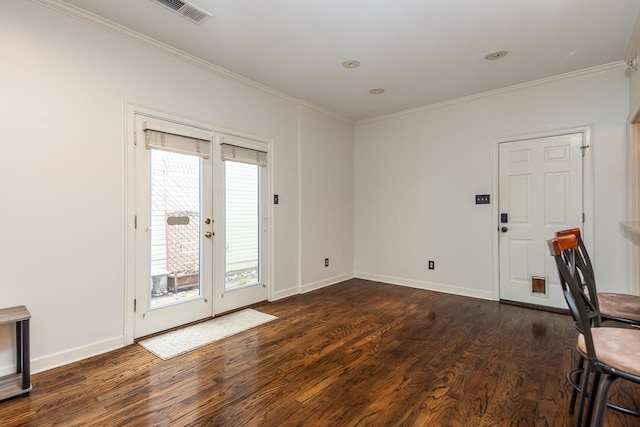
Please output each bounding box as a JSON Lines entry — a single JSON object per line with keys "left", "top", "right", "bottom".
{"left": 272, "top": 286, "right": 301, "bottom": 301}
{"left": 28, "top": 336, "right": 124, "bottom": 375}
{"left": 355, "top": 272, "right": 494, "bottom": 301}
{"left": 0, "top": 335, "right": 124, "bottom": 377}
{"left": 301, "top": 274, "right": 354, "bottom": 294}
{"left": 271, "top": 274, "right": 354, "bottom": 301}
{"left": 0, "top": 363, "right": 17, "bottom": 378}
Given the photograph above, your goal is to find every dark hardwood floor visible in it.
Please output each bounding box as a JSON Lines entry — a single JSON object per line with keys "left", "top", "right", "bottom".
{"left": 1, "top": 279, "right": 639, "bottom": 426}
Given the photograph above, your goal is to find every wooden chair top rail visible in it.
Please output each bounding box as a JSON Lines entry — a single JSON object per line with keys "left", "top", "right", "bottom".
{"left": 547, "top": 234, "right": 578, "bottom": 256}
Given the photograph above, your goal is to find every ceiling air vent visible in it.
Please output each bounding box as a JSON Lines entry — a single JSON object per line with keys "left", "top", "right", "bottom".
{"left": 151, "top": 0, "right": 212, "bottom": 25}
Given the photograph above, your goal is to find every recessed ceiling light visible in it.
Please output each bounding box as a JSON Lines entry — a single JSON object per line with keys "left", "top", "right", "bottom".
{"left": 342, "top": 60, "right": 360, "bottom": 69}
{"left": 485, "top": 50, "right": 508, "bottom": 60}
{"left": 369, "top": 88, "right": 385, "bottom": 95}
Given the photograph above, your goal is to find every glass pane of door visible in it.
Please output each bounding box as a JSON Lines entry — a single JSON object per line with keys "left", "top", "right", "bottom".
{"left": 225, "top": 161, "right": 260, "bottom": 290}
{"left": 149, "top": 149, "right": 202, "bottom": 308}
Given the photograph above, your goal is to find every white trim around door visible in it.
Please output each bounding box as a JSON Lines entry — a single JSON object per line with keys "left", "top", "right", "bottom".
{"left": 628, "top": 106, "right": 640, "bottom": 296}
{"left": 124, "top": 103, "right": 274, "bottom": 345}
{"left": 491, "top": 126, "right": 594, "bottom": 303}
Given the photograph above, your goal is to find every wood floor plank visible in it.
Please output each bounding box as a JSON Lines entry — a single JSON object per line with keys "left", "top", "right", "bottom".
{"left": 1, "top": 279, "right": 638, "bottom": 426}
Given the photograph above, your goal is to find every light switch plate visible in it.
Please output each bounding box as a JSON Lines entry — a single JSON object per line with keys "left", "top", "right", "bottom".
{"left": 475, "top": 194, "right": 490, "bottom": 204}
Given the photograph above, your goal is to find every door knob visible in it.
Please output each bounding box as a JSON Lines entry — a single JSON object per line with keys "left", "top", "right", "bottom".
{"left": 204, "top": 231, "right": 213, "bottom": 238}
{"left": 501, "top": 227, "right": 508, "bottom": 233}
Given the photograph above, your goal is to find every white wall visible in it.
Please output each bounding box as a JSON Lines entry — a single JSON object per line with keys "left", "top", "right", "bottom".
{"left": 0, "top": 0, "right": 353, "bottom": 373}
{"left": 300, "top": 106, "right": 355, "bottom": 293}
{"left": 355, "top": 66, "right": 630, "bottom": 299}
{"left": 1, "top": 0, "right": 632, "bottom": 376}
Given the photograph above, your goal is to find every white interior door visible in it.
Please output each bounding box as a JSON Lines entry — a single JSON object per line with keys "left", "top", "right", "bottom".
{"left": 134, "top": 114, "right": 214, "bottom": 338}
{"left": 499, "top": 133, "right": 584, "bottom": 309}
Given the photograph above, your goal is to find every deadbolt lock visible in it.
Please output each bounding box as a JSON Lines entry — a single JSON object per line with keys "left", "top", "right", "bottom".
{"left": 204, "top": 218, "right": 212, "bottom": 224}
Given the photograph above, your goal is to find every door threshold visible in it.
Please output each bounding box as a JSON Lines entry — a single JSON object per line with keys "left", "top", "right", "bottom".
{"left": 135, "top": 301, "right": 271, "bottom": 342}
{"left": 500, "top": 299, "right": 569, "bottom": 315}
{"left": 135, "top": 316, "right": 214, "bottom": 342}
{"left": 215, "top": 300, "right": 269, "bottom": 317}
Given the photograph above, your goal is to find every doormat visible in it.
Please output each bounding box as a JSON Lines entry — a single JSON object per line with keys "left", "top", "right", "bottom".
{"left": 138, "top": 308, "right": 277, "bottom": 360}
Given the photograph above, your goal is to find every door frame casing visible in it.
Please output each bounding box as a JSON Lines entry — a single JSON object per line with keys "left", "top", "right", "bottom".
{"left": 124, "top": 103, "right": 274, "bottom": 345}
{"left": 491, "top": 125, "right": 594, "bottom": 302}
{"left": 628, "top": 106, "right": 640, "bottom": 295}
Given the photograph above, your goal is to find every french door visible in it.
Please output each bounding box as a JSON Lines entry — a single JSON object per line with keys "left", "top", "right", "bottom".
{"left": 133, "top": 115, "right": 214, "bottom": 338}
{"left": 498, "top": 132, "right": 584, "bottom": 309}
{"left": 131, "top": 113, "right": 270, "bottom": 338}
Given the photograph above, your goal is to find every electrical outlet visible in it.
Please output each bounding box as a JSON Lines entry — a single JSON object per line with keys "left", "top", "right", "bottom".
{"left": 428, "top": 260, "right": 435, "bottom": 270}
{"left": 475, "top": 194, "right": 490, "bottom": 204}
{"left": 325, "top": 258, "right": 329, "bottom": 267}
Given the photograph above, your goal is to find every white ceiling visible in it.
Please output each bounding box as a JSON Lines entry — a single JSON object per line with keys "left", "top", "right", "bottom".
{"left": 58, "top": 0, "right": 640, "bottom": 121}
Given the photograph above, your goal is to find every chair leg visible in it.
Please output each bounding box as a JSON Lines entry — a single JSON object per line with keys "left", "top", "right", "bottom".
{"left": 584, "top": 371, "right": 601, "bottom": 427}
{"left": 569, "top": 354, "right": 584, "bottom": 415}
{"left": 575, "top": 363, "right": 592, "bottom": 427}
{"left": 593, "top": 375, "right": 617, "bottom": 427}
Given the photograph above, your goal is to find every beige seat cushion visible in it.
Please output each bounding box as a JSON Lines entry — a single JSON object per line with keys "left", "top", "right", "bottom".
{"left": 598, "top": 292, "right": 640, "bottom": 323}
{"left": 578, "top": 327, "right": 640, "bottom": 376}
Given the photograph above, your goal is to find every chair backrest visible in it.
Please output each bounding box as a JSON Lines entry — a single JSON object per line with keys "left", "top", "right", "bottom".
{"left": 548, "top": 234, "right": 601, "bottom": 364}
{"left": 556, "top": 228, "right": 599, "bottom": 311}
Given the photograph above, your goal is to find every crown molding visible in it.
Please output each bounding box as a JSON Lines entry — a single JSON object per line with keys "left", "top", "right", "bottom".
{"left": 28, "top": 0, "right": 629, "bottom": 127}
{"left": 356, "top": 61, "right": 626, "bottom": 125}
{"left": 31, "top": 0, "right": 353, "bottom": 125}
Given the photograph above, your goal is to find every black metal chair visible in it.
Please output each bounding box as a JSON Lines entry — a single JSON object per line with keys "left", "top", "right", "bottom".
{"left": 556, "top": 228, "right": 640, "bottom": 327}
{"left": 548, "top": 234, "right": 640, "bottom": 426}
{"left": 556, "top": 228, "right": 640, "bottom": 423}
